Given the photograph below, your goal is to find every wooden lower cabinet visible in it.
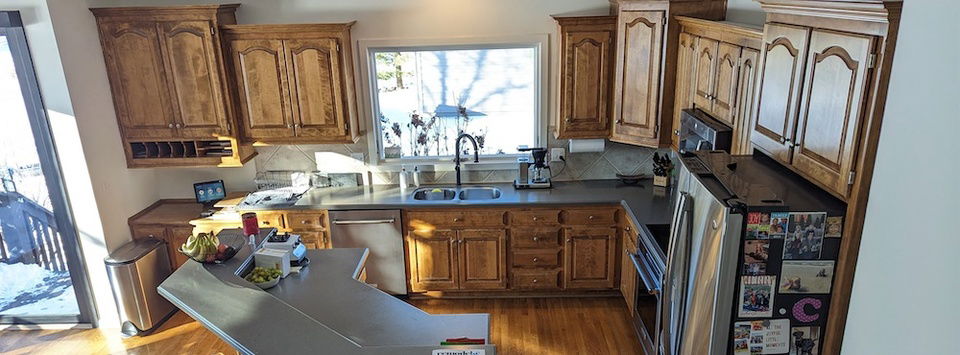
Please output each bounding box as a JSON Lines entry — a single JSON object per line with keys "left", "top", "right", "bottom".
{"left": 620, "top": 232, "right": 638, "bottom": 314}
{"left": 459, "top": 229, "right": 508, "bottom": 290}
{"left": 406, "top": 228, "right": 507, "bottom": 292}
{"left": 563, "top": 227, "right": 618, "bottom": 289}
{"left": 407, "top": 229, "right": 459, "bottom": 291}
{"left": 405, "top": 207, "right": 621, "bottom": 294}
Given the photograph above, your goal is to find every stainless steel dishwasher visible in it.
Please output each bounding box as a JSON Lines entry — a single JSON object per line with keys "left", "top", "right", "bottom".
{"left": 328, "top": 210, "right": 406, "bottom": 295}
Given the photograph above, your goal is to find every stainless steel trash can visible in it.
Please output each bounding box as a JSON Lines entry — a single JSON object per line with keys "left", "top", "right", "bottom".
{"left": 104, "top": 237, "right": 177, "bottom": 337}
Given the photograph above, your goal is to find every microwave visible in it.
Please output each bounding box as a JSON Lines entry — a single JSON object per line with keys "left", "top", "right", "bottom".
{"left": 678, "top": 108, "right": 732, "bottom": 153}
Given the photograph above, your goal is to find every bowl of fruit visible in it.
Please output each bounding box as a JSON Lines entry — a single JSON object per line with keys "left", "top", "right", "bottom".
{"left": 245, "top": 266, "right": 282, "bottom": 289}
{"left": 179, "top": 232, "right": 240, "bottom": 264}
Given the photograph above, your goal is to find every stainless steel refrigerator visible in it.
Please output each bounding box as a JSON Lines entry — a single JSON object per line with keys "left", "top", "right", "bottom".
{"left": 660, "top": 151, "right": 845, "bottom": 355}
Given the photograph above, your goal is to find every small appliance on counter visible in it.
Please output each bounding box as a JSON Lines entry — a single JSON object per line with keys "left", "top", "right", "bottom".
{"left": 193, "top": 180, "right": 226, "bottom": 217}
{"left": 513, "top": 147, "right": 552, "bottom": 189}
{"left": 262, "top": 233, "right": 308, "bottom": 267}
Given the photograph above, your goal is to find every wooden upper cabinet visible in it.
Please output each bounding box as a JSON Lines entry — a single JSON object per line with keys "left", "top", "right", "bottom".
{"left": 229, "top": 39, "right": 295, "bottom": 139}
{"left": 98, "top": 21, "right": 177, "bottom": 139}
{"left": 284, "top": 38, "right": 350, "bottom": 139}
{"left": 610, "top": 10, "right": 664, "bottom": 147}
{"left": 458, "top": 229, "right": 507, "bottom": 290}
{"left": 734, "top": 48, "right": 760, "bottom": 155}
{"left": 672, "top": 32, "right": 698, "bottom": 150}
{"left": 159, "top": 21, "right": 230, "bottom": 138}
{"left": 792, "top": 30, "right": 875, "bottom": 198}
{"left": 752, "top": 23, "right": 811, "bottom": 162}
{"left": 712, "top": 43, "right": 741, "bottom": 126}
{"left": 407, "top": 229, "right": 459, "bottom": 292}
{"left": 223, "top": 23, "right": 360, "bottom": 144}
{"left": 693, "top": 37, "right": 718, "bottom": 111}
{"left": 555, "top": 16, "right": 616, "bottom": 139}
{"left": 563, "top": 227, "right": 617, "bottom": 289}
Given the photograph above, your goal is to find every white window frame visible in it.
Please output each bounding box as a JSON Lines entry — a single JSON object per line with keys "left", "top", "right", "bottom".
{"left": 357, "top": 34, "right": 549, "bottom": 168}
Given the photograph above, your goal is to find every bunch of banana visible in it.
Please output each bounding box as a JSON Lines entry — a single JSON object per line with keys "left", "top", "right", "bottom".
{"left": 180, "top": 232, "right": 221, "bottom": 261}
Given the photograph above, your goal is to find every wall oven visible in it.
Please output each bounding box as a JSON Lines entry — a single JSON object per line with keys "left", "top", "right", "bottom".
{"left": 678, "top": 108, "right": 732, "bottom": 153}
{"left": 629, "top": 224, "right": 669, "bottom": 354}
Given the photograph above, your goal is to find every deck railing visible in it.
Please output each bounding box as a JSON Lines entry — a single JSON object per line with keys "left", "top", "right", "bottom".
{"left": 0, "top": 191, "right": 68, "bottom": 272}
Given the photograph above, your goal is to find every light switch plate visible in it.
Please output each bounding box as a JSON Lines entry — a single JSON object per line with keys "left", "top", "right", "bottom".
{"left": 550, "top": 148, "right": 565, "bottom": 162}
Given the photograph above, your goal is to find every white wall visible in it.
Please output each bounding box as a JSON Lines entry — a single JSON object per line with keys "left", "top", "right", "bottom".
{"left": 842, "top": 1, "right": 960, "bottom": 354}
{"left": 725, "top": 0, "right": 765, "bottom": 25}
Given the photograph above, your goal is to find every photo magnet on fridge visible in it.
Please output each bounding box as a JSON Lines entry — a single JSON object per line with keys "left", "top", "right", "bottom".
{"left": 738, "top": 275, "right": 777, "bottom": 318}
{"left": 746, "top": 212, "right": 771, "bottom": 239}
{"left": 790, "top": 326, "right": 821, "bottom": 355}
{"left": 743, "top": 240, "right": 770, "bottom": 276}
{"left": 825, "top": 216, "right": 843, "bottom": 238}
{"left": 779, "top": 260, "right": 835, "bottom": 294}
{"left": 735, "top": 319, "right": 790, "bottom": 354}
{"left": 733, "top": 322, "right": 751, "bottom": 355}
{"left": 769, "top": 212, "right": 789, "bottom": 239}
{"left": 783, "top": 212, "right": 826, "bottom": 259}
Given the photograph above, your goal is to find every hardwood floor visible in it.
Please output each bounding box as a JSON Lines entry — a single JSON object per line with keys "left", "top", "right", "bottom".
{"left": 0, "top": 312, "right": 234, "bottom": 355}
{"left": 0, "top": 297, "right": 641, "bottom": 355}
{"left": 408, "top": 297, "right": 643, "bottom": 355}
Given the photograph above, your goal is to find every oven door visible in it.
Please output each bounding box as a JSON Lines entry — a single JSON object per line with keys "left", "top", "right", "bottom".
{"left": 631, "top": 245, "right": 663, "bottom": 354}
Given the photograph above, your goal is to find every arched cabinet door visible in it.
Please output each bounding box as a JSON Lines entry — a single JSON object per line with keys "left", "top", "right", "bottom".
{"left": 100, "top": 22, "right": 177, "bottom": 138}
{"left": 611, "top": 11, "right": 664, "bottom": 147}
{"left": 792, "top": 30, "right": 876, "bottom": 198}
{"left": 712, "top": 43, "right": 742, "bottom": 127}
{"left": 693, "top": 37, "right": 718, "bottom": 112}
{"left": 283, "top": 38, "right": 349, "bottom": 139}
{"left": 160, "top": 21, "right": 230, "bottom": 138}
{"left": 751, "top": 23, "right": 810, "bottom": 163}
{"left": 556, "top": 18, "right": 616, "bottom": 139}
{"left": 229, "top": 39, "right": 295, "bottom": 140}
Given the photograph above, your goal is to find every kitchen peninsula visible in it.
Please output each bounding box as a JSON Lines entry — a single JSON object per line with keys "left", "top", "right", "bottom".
{"left": 158, "top": 228, "right": 495, "bottom": 354}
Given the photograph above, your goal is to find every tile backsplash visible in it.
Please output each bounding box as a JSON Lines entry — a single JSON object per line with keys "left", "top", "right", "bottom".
{"left": 253, "top": 134, "right": 665, "bottom": 186}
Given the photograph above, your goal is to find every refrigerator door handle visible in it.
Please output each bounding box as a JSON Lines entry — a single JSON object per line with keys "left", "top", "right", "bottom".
{"left": 659, "top": 192, "right": 693, "bottom": 355}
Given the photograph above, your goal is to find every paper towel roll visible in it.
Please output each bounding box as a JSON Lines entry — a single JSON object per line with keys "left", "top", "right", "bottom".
{"left": 568, "top": 139, "right": 605, "bottom": 153}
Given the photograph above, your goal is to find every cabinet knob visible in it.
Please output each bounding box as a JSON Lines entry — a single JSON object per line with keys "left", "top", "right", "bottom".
{"left": 294, "top": 124, "right": 301, "bottom": 129}
{"left": 588, "top": 215, "right": 595, "bottom": 220}
{"left": 616, "top": 119, "right": 623, "bottom": 125}
{"left": 625, "top": 226, "right": 631, "bottom": 232}
{"left": 532, "top": 279, "right": 539, "bottom": 283}
{"left": 454, "top": 217, "right": 462, "bottom": 222}
{"left": 566, "top": 238, "right": 572, "bottom": 243}
{"left": 287, "top": 124, "right": 293, "bottom": 129}
{"left": 175, "top": 123, "right": 182, "bottom": 128}
{"left": 533, "top": 216, "right": 539, "bottom": 221}
{"left": 167, "top": 123, "right": 174, "bottom": 128}
{"left": 532, "top": 236, "right": 540, "bottom": 242}
{"left": 533, "top": 257, "right": 540, "bottom": 262}
{"left": 674, "top": 129, "right": 680, "bottom": 136}
{"left": 301, "top": 220, "right": 310, "bottom": 224}
{"left": 263, "top": 221, "right": 270, "bottom": 225}
{"left": 564, "top": 118, "right": 572, "bottom": 123}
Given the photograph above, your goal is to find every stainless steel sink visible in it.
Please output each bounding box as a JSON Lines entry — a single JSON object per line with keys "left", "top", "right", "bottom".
{"left": 458, "top": 187, "right": 502, "bottom": 200}
{"left": 410, "top": 186, "right": 502, "bottom": 201}
{"left": 412, "top": 187, "right": 456, "bottom": 200}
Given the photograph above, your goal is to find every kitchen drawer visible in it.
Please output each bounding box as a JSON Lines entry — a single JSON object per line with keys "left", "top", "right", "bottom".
{"left": 512, "top": 249, "right": 561, "bottom": 268}
{"left": 297, "top": 231, "right": 326, "bottom": 249}
{"left": 511, "top": 227, "right": 561, "bottom": 248}
{"left": 406, "top": 210, "right": 505, "bottom": 228}
{"left": 509, "top": 210, "right": 561, "bottom": 225}
{"left": 254, "top": 212, "right": 286, "bottom": 230}
{"left": 512, "top": 269, "right": 561, "bottom": 290}
{"left": 287, "top": 212, "right": 326, "bottom": 230}
{"left": 563, "top": 208, "right": 617, "bottom": 225}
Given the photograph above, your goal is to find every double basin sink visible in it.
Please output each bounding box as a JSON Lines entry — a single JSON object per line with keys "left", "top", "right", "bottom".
{"left": 411, "top": 186, "right": 502, "bottom": 201}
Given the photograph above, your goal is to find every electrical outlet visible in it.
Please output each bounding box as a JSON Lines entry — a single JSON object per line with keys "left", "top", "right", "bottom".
{"left": 550, "top": 148, "right": 565, "bottom": 162}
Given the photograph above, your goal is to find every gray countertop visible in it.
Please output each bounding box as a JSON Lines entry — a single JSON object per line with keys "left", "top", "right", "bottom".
{"left": 283, "top": 179, "right": 675, "bottom": 226}
{"left": 158, "top": 229, "right": 494, "bottom": 354}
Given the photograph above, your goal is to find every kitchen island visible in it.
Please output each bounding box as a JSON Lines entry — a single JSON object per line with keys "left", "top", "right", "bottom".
{"left": 158, "top": 229, "right": 494, "bottom": 354}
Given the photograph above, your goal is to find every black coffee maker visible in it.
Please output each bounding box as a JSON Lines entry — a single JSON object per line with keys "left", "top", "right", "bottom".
{"left": 514, "top": 147, "right": 551, "bottom": 189}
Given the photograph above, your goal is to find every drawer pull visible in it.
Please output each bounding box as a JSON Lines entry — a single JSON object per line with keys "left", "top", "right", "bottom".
{"left": 588, "top": 215, "right": 596, "bottom": 220}
{"left": 532, "top": 257, "right": 540, "bottom": 262}
{"left": 301, "top": 220, "right": 311, "bottom": 224}
{"left": 454, "top": 217, "right": 462, "bottom": 222}
{"left": 532, "top": 236, "right": 540, "bottom": 242}
{"left": 532, "top": 279, "right": 539, "bottom": 283}
{"left": 533, "top": 216, "right": 539, "bottom": 221}
{"left": 625, "top": 226, "right": 632, "bottom": 232}
{"left": 262, "top": 221, "right": 271, "bottom": 225}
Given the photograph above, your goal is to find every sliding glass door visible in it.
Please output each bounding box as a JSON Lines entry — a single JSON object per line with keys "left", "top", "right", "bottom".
{"left": 0, "top": 11, "right": 96, "bottom": 325}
